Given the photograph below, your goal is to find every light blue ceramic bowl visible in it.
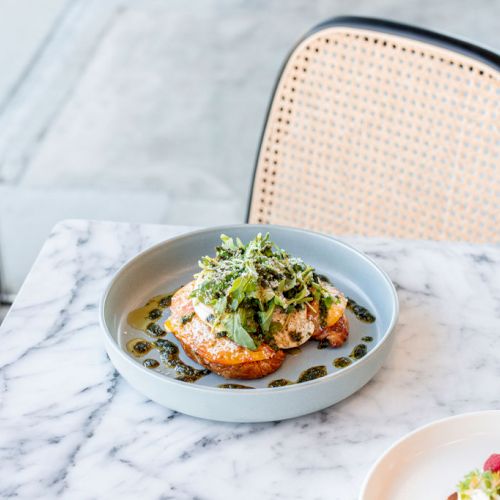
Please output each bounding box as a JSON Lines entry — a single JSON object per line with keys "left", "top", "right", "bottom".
{"left": 100, "top": 224, "right": 399, "bottom": 422}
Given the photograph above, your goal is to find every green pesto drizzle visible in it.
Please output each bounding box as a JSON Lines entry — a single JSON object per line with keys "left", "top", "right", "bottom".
{"left": 268, "top": 379, "right": 293, "bottom": 387}
{"left": 158, "top": 295, "right": 172, "bottom": 308}
{"left": 317, "top": 339, "right": 330, "bottom": 349}
{"left": 333, "top": 357, "right": 352, "bottom": 369}
{"left": 218, "top": 384, "right": 254, "bottom": 389}
{"left": 126, "top": 338, "right": 153, "bottom": 357}
{"left": 346, "top": 297, "right": 376, "bottom": 323}
{"left": 297, "top": 365, "right": 327, "bottom": 383}
{"left": 146, "top": 322, "right": 166, "bottom": 337}
{"left": 127, "top": 293, "right": 173, "bottom": 334}
{"left": 349, "top": 343, "right": 368, "bottom": 360}
{"left": 268, "top": 365, "right": 328, "bottom": 387}
{"left": 143, "top": 358, "right": 160, "bottom": 369}
{"left": 155, "top": 339, "right": 210, "bottom": 383}
{"left": 126, "top": 291, "right": 211, "bottom": 383}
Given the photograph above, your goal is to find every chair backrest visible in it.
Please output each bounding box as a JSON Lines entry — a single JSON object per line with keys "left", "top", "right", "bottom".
{"left": 247, "top": 17, "right": 500, "bottom": 242}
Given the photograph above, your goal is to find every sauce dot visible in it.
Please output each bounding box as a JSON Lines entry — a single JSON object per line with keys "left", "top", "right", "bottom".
{"left": 333, "top": 357, "right": 352, "bottom": 369}
{"left": 143, "top": 358, "right": 160, "bottom": 369}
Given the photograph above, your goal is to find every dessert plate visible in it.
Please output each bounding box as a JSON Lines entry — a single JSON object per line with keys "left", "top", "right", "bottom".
{"left": 360, "top": 410, "right": 500, "bottom": 500}
{"left": 100, "top": 224, "right": 398, "bottom": 422}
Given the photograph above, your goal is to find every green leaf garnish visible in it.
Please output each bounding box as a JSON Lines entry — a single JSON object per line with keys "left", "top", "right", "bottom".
{"left": 222, "top": 312, "right": 257, "bottom": 350}
{"left": 258, "top": 301, "right": 275, "bottom": 333}
{"left": 190, "top": 233, "right": 338, "bottom": 350}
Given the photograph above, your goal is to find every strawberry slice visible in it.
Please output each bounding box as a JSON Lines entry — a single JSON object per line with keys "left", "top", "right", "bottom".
{"left": 483, "top": 454, "right": 500, "bottom": 473}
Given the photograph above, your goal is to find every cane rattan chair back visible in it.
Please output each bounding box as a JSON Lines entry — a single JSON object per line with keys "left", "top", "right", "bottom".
{"left": 247, "top": 17, "right": 500, "bottom": 242}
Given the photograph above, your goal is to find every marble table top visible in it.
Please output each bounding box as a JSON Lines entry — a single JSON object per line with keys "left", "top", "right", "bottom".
{"left": 1, "top": 220, "right": 499, "bottom": 500}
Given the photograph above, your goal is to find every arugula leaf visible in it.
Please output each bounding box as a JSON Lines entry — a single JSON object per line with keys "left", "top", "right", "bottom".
{"left": 273, "top": 295, "right": 288, "bottom": 310}
{"left": 220, "top": 234, "right": 237, "bottom": 250}
{"left": 258, "top": 301, "right": 275, "bottom": 333}
{"left": 283, "top": 276, "right": 297, "bottom": 291}
{"left": 214, "top": 296, "right": 227, "bottom": 315}
{"left": 277, "top": 278, "right": 286, "bottom": 294}
{"left": 222, "top": 312, "right": 257, "bottom": 350}
{"left": 228, "top": 273, "right": 257, "bottom": 308}
{"left": 258, "top": 287, "right": 275, "bottom": 304}
{"left": 239, "top": 306, "right": 258, "bottom": 333}
{"left": 287, "top": 286, "right": 310, "bottom": 306}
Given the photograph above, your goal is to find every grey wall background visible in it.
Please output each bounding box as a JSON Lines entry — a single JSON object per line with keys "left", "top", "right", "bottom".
{"left": 0, "top": 0, "right": 499, "bottom": 303}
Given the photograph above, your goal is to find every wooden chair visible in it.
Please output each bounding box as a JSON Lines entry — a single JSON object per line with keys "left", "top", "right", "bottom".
{"left": 247, "top": 17, "right": 500, "bottom": 242}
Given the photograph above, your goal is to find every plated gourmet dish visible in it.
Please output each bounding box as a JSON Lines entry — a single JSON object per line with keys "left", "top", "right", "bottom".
{"left": 168, "top": 233, "right": 352, "bottom": 379}
{"left": 103, "top": 224, "right": 396, "bottom": 419}
{"left": 448, "top": 454, "right": 500, "bottom": 500}
{"left": 126, "top": 233, "right": 376, "bottom": 383}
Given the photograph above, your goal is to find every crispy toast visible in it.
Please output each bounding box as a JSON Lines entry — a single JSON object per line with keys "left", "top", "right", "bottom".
{"left": 167, "top": 282, "right": 285, "bottom": 379}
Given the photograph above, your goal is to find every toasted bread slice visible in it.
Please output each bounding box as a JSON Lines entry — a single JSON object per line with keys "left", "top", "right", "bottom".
{"left": 167, "top": 282, "right": 285, "bottom": 379}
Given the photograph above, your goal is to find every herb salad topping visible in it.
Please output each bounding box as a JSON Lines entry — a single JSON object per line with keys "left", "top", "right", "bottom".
{"left": 190, "top": 233, "right": 338, "bottom": 350}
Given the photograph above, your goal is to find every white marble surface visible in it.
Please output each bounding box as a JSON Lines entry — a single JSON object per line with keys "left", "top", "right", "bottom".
{"left": 1, "top": 220, "right": 499, "bottom": 499}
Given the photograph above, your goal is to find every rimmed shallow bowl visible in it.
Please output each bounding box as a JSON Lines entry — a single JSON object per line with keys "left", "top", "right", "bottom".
{"left": 360, "top": 410, "right": 500, "bottom": 500}
{"left": 100, "top": 224, "right": 399, "bottom": 422}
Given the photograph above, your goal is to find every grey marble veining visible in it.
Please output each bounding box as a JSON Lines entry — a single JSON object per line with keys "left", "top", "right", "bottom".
{"left": 0, "top": 220, "right": 499, "bottom": 499}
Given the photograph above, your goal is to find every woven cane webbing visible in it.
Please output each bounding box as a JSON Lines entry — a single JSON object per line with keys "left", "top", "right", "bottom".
{"left": 248, "top": 26, "right": 500, "bottom": 242}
